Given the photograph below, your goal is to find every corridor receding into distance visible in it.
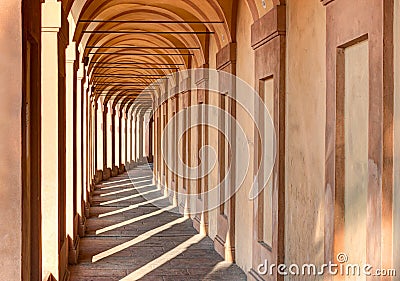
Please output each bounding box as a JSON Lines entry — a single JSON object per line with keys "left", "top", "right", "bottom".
{"left": 69, "top": 165, "right": 246, "bottom": 281}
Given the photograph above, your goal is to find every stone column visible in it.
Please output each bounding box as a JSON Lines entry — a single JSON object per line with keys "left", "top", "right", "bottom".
{"left": 111, "top": 107, "right": 118, "bottom": 176}
{"left": 90, "top": 96, "right": 97, "bottom": 190}
{"left": 106, "top": 102, "right": 113, "bottom": 171}
{"left": 126, "top": 107, "right": 132, "bottom": 169}
{"left": 134, "top": 112, "right": 140, "bottom": 162}
{"left": 115, "top": 106, "right": 121, "bottom": 172}
{"left": 102, "top": 103, "right": 110, "bottom": 180}
{"left": 118, "top": 107, "right": 124, "bottom": 173}
{"left": 82, "top": 89, "right": 90, "bottom": 209}
{"left": 65, "top": 41, "right": 79, "bottom": 264}
{"left": 160, "top": 102, "right": 167, "bottom": 186}
{"left": 214, "top": 42, "right": 236, "bottom": 263}
{"left": 148, "top": 116, "right": 154, "bottom": 162}
{"left": 96, "top": 99, "right": 104, "bottom": 174}
{"left": 138, "top": 114, "right": 144, "bottom": 162}
{"left": 77, "top": 64, "right": 87, "bottom": 237}
{"left": 121, "top": 108, "right": 128, "bottom": 167}
{"left": 41, "top": 1, "right": 69, "bottom": 279}
{"left": 131, "top": 108, "right": 137, "bottom": 166}
{"left": 144, "top": 111, "right": 151, "bottom": 160}
{"left": 93, "top": 100, "right": 98, "bottom": 176}
{"left": 153, "top": 105, "right": 159, "bottom": 185}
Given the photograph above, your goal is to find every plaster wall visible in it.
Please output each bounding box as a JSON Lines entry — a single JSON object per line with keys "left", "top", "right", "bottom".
{"left": 0, "top": 0, "right": 22, "bottom": 279}
{"left": 393, "top": 0, "right": 400, "bottom": 272}
{"left": 284, "top": 0, "right": 326, "bottom": 277}
{"left": 344, "top": 40, "right": 369, "bottom": 270}
{"left": 234, "top": 0, "right": 256, "bottom": 273}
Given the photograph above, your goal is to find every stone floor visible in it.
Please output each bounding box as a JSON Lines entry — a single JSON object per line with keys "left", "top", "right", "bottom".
{"left": 69, "top": 165, "right": 247, "bottom": 281}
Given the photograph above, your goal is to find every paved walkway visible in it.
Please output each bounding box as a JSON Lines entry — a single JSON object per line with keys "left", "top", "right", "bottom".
{"left": 69, "top": 165, "right": 246, "bottom": 281}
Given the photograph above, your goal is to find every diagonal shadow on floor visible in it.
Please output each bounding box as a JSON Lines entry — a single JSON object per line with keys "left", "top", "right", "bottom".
{"left": 69, "top": 165, "right": 247, "bottom": 281}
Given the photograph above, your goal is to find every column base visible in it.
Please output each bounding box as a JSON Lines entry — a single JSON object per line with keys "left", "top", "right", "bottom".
{"left": 168, "top": 180, "right": 177, "bottom": 205}
{"left": 43, "top": 272, "right": 70, "bottom": 281}
{"left": 84, "top": 201, "right": 90, "bottom": 218}
{"left": 61, "top": 269, "right": 70, "bottom": 281}
{"left": 103, "top": 167, "right": 111, "bottom": 180}
{"left": 214, "top": 235, "right": 235, "bottom": 262}
{"left": 94, "top": 170, "right": 103, "bottom": 184}
{"left": 60, "top": 239, "right": 69, "bottom": 281}
{"left": 78, "top": 214, "right": 87, "bottom": 237}
{"left": 44, "top": 273, "right": 56, "bottom": 281}
{"left": 118, "top": 164, "right": 125, "bottom": 174}
{"left": 193, "top": 214, "right": 208, "bottom": 236}
{"left": 68, "top": 235, "right": 80, "bottom": 265}
{"left": 111, "top": 166, "right": 119, "bottom": 177}
{"left": 137, "top": 157, "right": 147, "bottom": 164}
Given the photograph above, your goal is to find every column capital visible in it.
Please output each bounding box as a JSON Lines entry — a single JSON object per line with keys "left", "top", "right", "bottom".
{"left": 41, "top": 1, "right": 69, "bottom": 44}
{"left": 41, "top": 1, "right": 62, "bottom": 32}
{"left": 66, "top": 42, "right": 76, "bottom": 63}
{"left": 102, "top": 104, "right": 108, "bottom": 114}
{"left": 101, "top": 104, "right": 106, "bottom": 113}
{"left": 77, "top": 63, "right": 85, "bottom": 80}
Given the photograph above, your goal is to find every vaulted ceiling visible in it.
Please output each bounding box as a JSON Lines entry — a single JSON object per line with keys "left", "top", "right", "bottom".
{"left": 61, "top": 0, "right": 274, "bottom": 111}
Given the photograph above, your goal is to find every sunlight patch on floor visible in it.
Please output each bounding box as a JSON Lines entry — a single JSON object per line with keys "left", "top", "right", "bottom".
{"left": 100, "top": 178, "right": 132, "bottom": 186}
{"left": 95, "top": 205, "right": 176, "bottom": 234}
{"left": 119, "top": 234, "right": 205, "bottom": 281}
{"left": 98, "top": 196, "right": 166, "bottom": 218}
{"left": 99, "top": 189, "right": 159, "bottom": 206}
{"left": 91, "top": 217, "right": 189, "bottom": 263}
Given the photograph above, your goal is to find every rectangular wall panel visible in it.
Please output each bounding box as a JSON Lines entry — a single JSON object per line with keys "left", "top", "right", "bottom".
{"left": 262, "top": 77, "right": 274, "bottom": 247}
{"left": 344, "top": 40, "right": 369, "bottom": 278}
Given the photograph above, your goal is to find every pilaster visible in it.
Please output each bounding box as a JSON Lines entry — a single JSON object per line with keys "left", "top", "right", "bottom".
{"left": 41, "top": 1, "right": 69, "bottom": 280}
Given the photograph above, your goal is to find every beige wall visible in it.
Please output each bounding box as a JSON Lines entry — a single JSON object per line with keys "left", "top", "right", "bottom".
{"left": 344, "top": 40, "right": 369, "bottom": 272}
{"left": 285, "top": 0, "right": 326, "bottom": 277}
{"left": 394, "top": 0, "right": 400, "bottom": 272}
{"left": 0, "top": 0, "right": 22, "bottom": 279}
{"left": 234, "top": 0, "right": 255, "bottom": 273}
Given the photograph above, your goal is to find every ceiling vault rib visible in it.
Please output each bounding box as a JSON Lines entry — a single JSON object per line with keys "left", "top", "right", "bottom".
{"left": 92, "top": 67, "right": 178, "bottom": 69}
{"left": 89, "top": 52, "right": 193, "bottom": 56}
{"left": 82, "top": 30, "right": 213, "bottom": 34}
{"left": 93, "top": 74, "right": 165, "bottom": 77}
{"left": 78, "top": 20, "right": 224, "bottom": 24}
{"left": 89, "top": 62, "right": 184, "bottom": 66}
{"left": 86, "top": 46, "right": 200, "bottom": 50}
{"left": 95, "top": 82, "right": 155, "bottom": 86}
